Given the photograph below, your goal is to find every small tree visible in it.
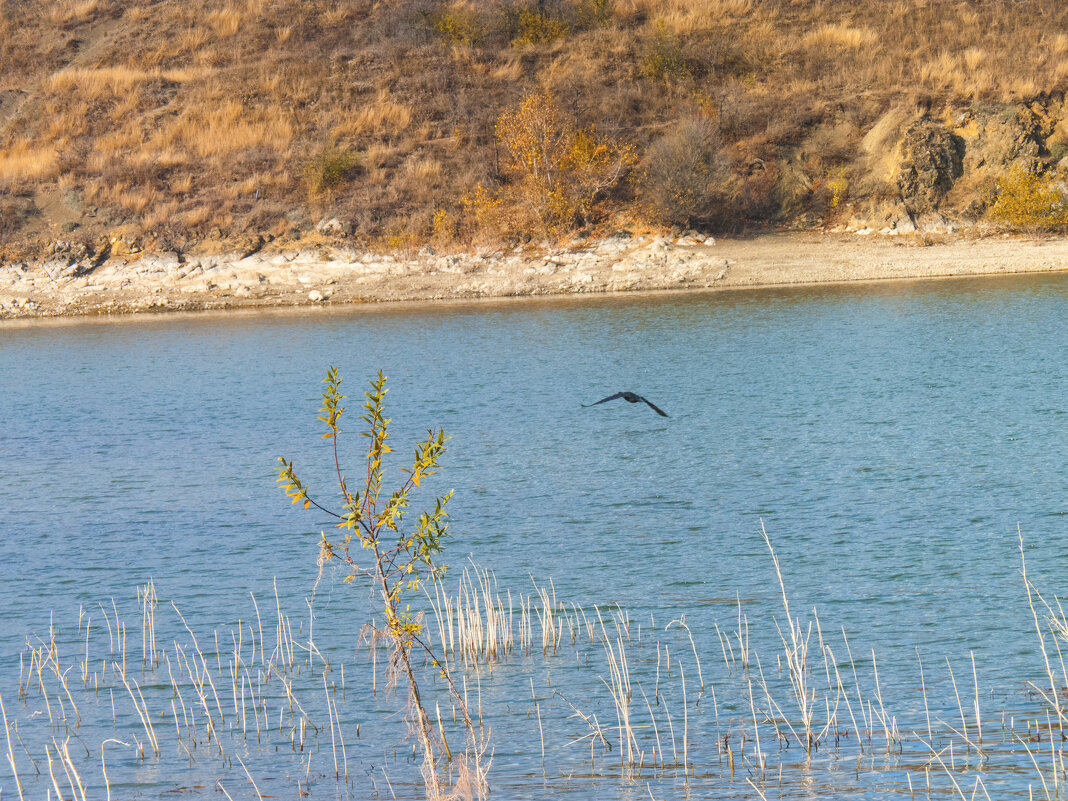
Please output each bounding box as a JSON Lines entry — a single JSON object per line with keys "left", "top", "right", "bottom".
{"left": 277, "top": 368, "right": 488, "bottom": 798}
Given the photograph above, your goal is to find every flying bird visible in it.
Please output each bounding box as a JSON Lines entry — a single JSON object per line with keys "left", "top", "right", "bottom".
{"left": 582, "top": 391, "right": 669, "bottom": 417}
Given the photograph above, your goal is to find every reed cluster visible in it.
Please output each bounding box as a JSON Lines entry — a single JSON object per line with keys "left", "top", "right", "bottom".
{"left": 3, "top": 531, "right": 1068, "bottom": 799}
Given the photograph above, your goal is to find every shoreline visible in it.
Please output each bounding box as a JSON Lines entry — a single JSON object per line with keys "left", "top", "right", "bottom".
{"left": 2, "top": 231, "right": 1067, "bottom": 321}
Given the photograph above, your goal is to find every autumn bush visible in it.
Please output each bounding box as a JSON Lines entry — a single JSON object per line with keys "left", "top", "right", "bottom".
{"left": 641, "top": 117, "right": 733, "bottom": 228}
{"left": 987, "top": 168, "right": 1068, "bottom": 229}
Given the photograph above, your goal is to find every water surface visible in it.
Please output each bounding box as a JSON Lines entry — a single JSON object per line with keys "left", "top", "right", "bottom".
{"left": 1, "top": 274, "right": 1066, "bottom": 799}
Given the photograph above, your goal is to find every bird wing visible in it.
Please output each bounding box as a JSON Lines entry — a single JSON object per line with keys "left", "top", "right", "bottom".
{"left": 640, "top": 396, "right": 669, "bottom": 417}
{"left": 581, "top": 392, "right": 624, "bottom": 407}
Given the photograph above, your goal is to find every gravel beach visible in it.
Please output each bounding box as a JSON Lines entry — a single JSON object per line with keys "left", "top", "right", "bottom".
{"left": 2, "top": 232, "right": 1066, "bottom": 320}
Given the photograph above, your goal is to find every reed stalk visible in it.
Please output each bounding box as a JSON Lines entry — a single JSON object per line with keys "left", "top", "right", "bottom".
{"left": 761, "top": 521, "right": 816, "bottom": 754}
{"left": 100, "top": 738, "right": 129, "bottom": 801}
{"left": 0, "top": 691, "right": 24, "bottom": 801}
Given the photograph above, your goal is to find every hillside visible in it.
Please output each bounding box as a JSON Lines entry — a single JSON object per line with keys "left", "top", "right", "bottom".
{"left": 4, "top": 0, "right": 1068, "bottom": 262}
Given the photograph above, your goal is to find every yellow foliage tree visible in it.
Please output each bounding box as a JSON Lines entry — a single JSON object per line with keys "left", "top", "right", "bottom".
{"left": 493, "top": 90, "right": 636, "bottom": 234}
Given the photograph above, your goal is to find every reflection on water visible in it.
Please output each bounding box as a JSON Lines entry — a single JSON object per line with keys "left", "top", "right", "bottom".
{"left": 1, "top": 273, "right": 1066, "bottom": 799}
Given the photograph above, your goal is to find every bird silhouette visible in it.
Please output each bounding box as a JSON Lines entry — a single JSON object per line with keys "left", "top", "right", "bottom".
{"left": 581, "top": 391, "right": 668, "bottom": 417}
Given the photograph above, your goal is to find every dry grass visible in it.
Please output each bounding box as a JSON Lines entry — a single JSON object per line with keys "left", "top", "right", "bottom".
{"left": 5, "top": 0, "right": 1068, "bottom": 253}
{"left": 0, "top": 141, "right": 58, "bottom": 183}
{"left": 802, "top": 24, "right": 878, "bottom": 50}
{"left": 403, "top": 156, "right": 443, "bottom": 182}
{"left": 154, "top": 102, "right": 294, "bottom": 159}
{"left": 48, "top": 0, "right": 100, "bottom": 25}
{"left": 615, "top": 0, "right": 753, "bottom": 32}
{"left": 338, "top": 91, "right": 414, "bottom": 139}
{"left": 207, "top": 6, "right": 242, "bottom": 37}
{"left": 48, "top": 67, "right": 204, "bottom": 98}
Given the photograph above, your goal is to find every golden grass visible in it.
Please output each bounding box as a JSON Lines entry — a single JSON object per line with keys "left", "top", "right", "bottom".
{"left": 48, "top": 0, "right": 99, "bottom": 25}
{"left": 94, "top": 126, "right": 144, "bottom": 156}
{"left": 181, "top": 204, "right": 213, "bottom": 228}
{"left": 403, "top": 155, "right": 443, "bottom": 182}
{"left": 616, "top": 0, "right": 753, "bottom": 32}
{"left": 361, "top": 143, "right": 393, "bottom": 171}
{"left": 177, "top": 27, "right": 211, "bottom": 53}
{"left": 335, "top": 90, "right": 413, "bottom": 138}
{"left": 44, "top": 100, "right": 91, "bottom": 140}
{"left": 171, "top": 174, "right": 194, "bottom": 194}
{"left": 802, "top": 24, "right": 878, "bottom": 50}
{"left": 99, "top": 182, "right": 159, "bottom": 215}
{"left": 208, "top": 6, "right": 243, "bottom": 37}
{"left": 142, "top": 200, "right": 181, "bottom": 230}
{"left": 0, "top": 141, "right": 58, "bottom": 183}
{"left": 123, "top": 5, "right": 150, "bottom": 22}
{"left": 48, "top": 67, "right": 205, "bottom": 98}
{"left": 155, "top": 102, "right": 294, "bottom": 159}
{"left": 323, "top": 3, "right": 352, "bottom": 24}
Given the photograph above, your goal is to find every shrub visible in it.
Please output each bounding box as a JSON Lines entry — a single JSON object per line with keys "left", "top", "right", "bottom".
{"left": 430, "top": 206, "right": 454, "bottom": 241}
{"left": 304, "top": 145, "right": 358, "bottom": 197}
{"left": 573, "top": 0, "right": 612, "bottom": 29}
{"left": 988, "top": 167, "right": 1068, "bottom": 229}
{"left": 511, "top": 7, "right": 568, "bottom": 46}
{"left": 827, "top": 168, "right": 849, "bottom": 209}
{"left": 563, "top": 127, "right": 638, "bottom": 225}
{"left": 431, "top": 4, "right": 486, "bottom": 46}
{"left": 641, "top": 21, "right": 691, "bottom": 83}
{"left": 641, "top": 116, "right": 734, "bottom": 228}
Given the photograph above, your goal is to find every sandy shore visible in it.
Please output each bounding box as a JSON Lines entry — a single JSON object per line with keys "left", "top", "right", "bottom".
{"left": 1, "top": 231, "right": 1066, "bottom": 320}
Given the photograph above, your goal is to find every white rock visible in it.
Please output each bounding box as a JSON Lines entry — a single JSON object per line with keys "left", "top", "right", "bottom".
{"left": 316, "top": 217, "right": 345, "bottom": 235}
{"left": 307, "top": 289, "right": 324, "bottom": 302}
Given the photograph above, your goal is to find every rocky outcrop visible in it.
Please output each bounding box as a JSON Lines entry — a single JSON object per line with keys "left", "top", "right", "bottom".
{"left": 836, "top": 96, "right": 1068, "bottom": 232}
{"left": 957, "top": 107, "right": 1043, "bottom": 172}
{"left": 895, "top": 120, "right": 964, "bottom": 215}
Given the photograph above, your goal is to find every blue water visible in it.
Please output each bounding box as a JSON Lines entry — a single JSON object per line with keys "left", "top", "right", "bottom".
{"left": 1, "top": 273, "right": 1066, "bottom": 799}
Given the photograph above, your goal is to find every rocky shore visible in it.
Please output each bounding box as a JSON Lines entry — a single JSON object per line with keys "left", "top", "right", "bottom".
{"left": 1, "top": 231, "right": 1067, "bottom": 321}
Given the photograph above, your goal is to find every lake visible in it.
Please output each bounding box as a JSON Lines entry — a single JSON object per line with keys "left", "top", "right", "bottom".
{"left": 1, "top": 273, "right": 1066, "bottom": 799}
